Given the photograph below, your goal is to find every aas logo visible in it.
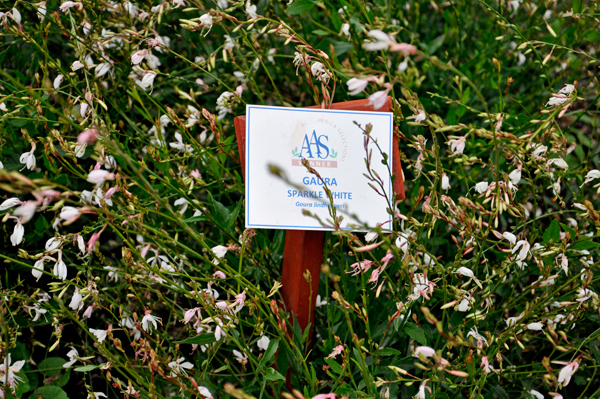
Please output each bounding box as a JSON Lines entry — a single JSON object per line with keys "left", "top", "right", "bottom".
{"left": 291, "top": 130, "right": 338, "bottom": 159}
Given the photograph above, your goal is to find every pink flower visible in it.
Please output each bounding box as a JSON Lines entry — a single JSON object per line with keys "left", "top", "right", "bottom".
{"left": 312, "top": 395, "right": 336, "bottom": 399}
{"left": 59, "top": 1, "right": 83, "bottom": 12}
{"left": 88, "top": 232, "right": 100, "bottom": 253}
{"left": 368, "top": 89, "right": 389, "bottom": 110}
{"left": 87, "top": 170, "right": 115, "bottom": 184}
{"left": 183, "top": 307, "right": 200, "bottom": 324}
{"left": 481, "top": 356, "right": 490, "bottom": 374}
{"left": 131, "top": 50, "right": 148, "bottom": 65}
{"left": 447, "top": 135, "right": 466, "bottom": 155}
{"left": 213, "top": 270, "right": 226, "bottom": 279}
{"left": 389, "top": 42, "right": 417, "bottom": 54}
{"left": 78, "top": 128, "right": 98, "bottom": 145}
{"left": 326, "top": 345, "right": 344, "bottom": 360}
{"left": 414, "top": 346, "right": 436, "bottom": 358}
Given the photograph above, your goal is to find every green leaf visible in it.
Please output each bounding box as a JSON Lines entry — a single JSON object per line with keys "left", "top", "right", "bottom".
{"left": 325, "top": 358, "right": 343, "bottom": 375}
{"left": 31, "top": 386, "right": 68, "bottom": 399}
{"left": 375, "top": 348, "right": 403, "bottom": 357}
{"left": 183, "top": 215, "right": 207, "bottom": 223}
{"left": 259, "top": 339, "right": 279, "bottom": 368}
{"left": 286, "top": 0, "right": 317, "bottom": 15}
{"left": 38, "top": 357, "right": 67, "bottom": 377}
{"left": 74, "top": 364, "right": 101, "bottom": 372}
{"left": 312, "top": 30, "right": 329, "bottom": 36}
{"left": 404, "top": 323, "right": 428, "bottom": 345}
{"left": 571, "top": 240, "right": 600, "bottom": 251}
{"left": 543, "top": 219, "right": 561, "bottom": 245}
{"left": 264, "top": 367, "right": 286, "bottom": 381}
{"left": 175, "top": 333, "right": 216, "bottom": 345}
{"left": 54, "top": 368, "right": 71, "bottom": 388}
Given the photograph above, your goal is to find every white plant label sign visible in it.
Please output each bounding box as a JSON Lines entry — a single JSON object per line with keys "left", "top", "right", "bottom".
{"left": 245, "top": 105, "right": 393, "bottom": 231}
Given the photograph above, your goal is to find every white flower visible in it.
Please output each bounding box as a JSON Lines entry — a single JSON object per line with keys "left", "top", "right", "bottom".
{"left": 512, "top": 240, "right": 530, "bottom": 261}
{"left": 558, "top": 84, "right": 575, "bottom": 96}
{"left": 71, "top": 61, "right": 85, "bottom": 71}
{"left": 46, "top": 237, "right": 62, "bottom": 251}
{"left": 583, "top": 169, "right": 600, "bottom": 185}
{"left": 310, "top": 62, "right": 332, "bottom": 83}
{"left": 341, "top": 23, "right": 350, "bottom": 38}
{"left": 457, "top": 298, "right": 471, "bottom": 312}
{"left": 245, "top": 0, "right": 257, "bottom": 18}
{"left": 11, "top": 223, "right": 24, "bottom": 246}
{"left": 509, "top": 169, "right": 521, "bottom": 185}
{"left": 364, "top": 30, "right": 390, "bottom": 51}
{"left": 200, "top": 14, "right": 213, "bottom": 35}
{"left": 87, "top": 169, "right": 115, "bottom": 184}
{"left": 169, "top": 132, "right": 194, "bottom": 153}
{"left": 90, "top": 328, "right": 107, "bottom": 343}
{"left": 316, "top": 294, "right": 328, "bottom": 307}
{"left": 531, "top": 144, "right": 547, "bottom": 156}
{"left": 364, "top": 231, "right": 378, "bottom": 242}
{"left": 526, "top": 322, "right": 543, "bottom": 331}
{"left": 87, "top": 392, "right": 107, "bottom": 399}
{"left": 63, "top": 347, "right": 79, "bottom": 368}
{"left": 211, "top": 245, "right": 229, "bottom": 259}
{"left": 466, "top": 327, "right": 488, "bottom": 346}
{"left": 13, "top": 201, "right": 37, "bottom": 223}
{"left": 546, "top": 95, "right": 569, "bottom": 107}
{"left": 257, "top": 335, "right": 270, "bottom": 351}
{"left": 347, "top": 77, "right": 369, "bottom": 95}
{"left": 414, "top": 111, "right": 426, "bottom": 123}
{"left": 137, "top": 72, "right": 156, "bottom": 91}
{"left": 174, "top": 198, "right": 189, "bottom": 214}
{"left": 455, "top": 267, "right": 474, "bottom": 278}
{"left": 368, "top": 90, "right": 388, "bottom": 110}
{"left": 59, "top": 206, "right": 80, "bottom": 222}
{"left": 168, "top": 357, "right": 194, "bottom": 376}
{"left": 0, "top": 354, "right": 25, "bottom": 388}
{"left": 95, "top": 62, "right": 113, "bottom": 77}
{"left": 502, "top": 232, "right": 517, "bottom": 246}
{"left": 224, "top": 35, "right": 235, "bottom": 51}
{"left": 529, "top": 390, "right": 544, "bottom": 399}
{"left": 141, "top": 311, "right": 161, "bottom": 331}
{"left": 395, "top": 233, "right": 410, "bottom": 253}
{"left": 198, "top": 386, "right": 212, "bottom": 398}
{"left": 80, "top": 102, "right": 89, "bottom": 117}
{"left": 53, "top": 74, "right": 64, "bottom": 90}
{"left": 32, "top": 303, "right": 47, "bottom": 321}
{"left": 398, "top": 59, "right": 408, "bottom": 72}
{"left": 69, "top": 289, "right": 84, "bottom": 310}
{"left": 53, "top": 260, "right": 67, "bottom": 280}
{"left": 233, "top": 349, "right": 248, "bottom": 364}
{"left": 19, "top": 150, "right": 36, "bottom": 171}
{"left": 32, "top": 259, "right": 45, "bottom": 280}
{"left": 441, "top": 173, "right": 451, "bottom": 190}
{"left": 474, "top": 181, "right": 488, "bottom": 194}
{"left": 37, "top": 3, "right": 46, "bottom": 20}
{"left": 414, "top": 383, "right": 427, "bottom": 399}
{"left": 547, "top": 157, "right": 569, "bottom": 170}
{"left": 0, "top": 198, "right": 21, "bottom": 211}
{"left": 123, "top": 1, "right": 138, "bottom": 17}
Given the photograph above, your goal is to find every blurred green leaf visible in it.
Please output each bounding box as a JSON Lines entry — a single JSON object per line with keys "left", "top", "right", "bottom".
{"left": 404, "top": 323, "right": 427, "bottom": 346}
{"left": 543, "top": 219, "right": 560, "bottom": 245}
{"left": 286, "top": 0, "right": 317, "bottom": 15}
